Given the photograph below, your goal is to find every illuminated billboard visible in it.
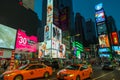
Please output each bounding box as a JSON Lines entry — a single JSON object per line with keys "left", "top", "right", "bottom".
{"left": 16, "top": 29, "right": 38, "bottom": 52}
{"left": 52, "top": 24, "right": 62, "bottom": 42}
{"left": 58, "top": 43, "right": 66, "bottom": 58}
{"left": 95, "top": 3, "right": 103, "bottom": 11}
{"left": 95, "top": 9, "right": 105, "bottom": 23}
{"left": 47, "top": 0, "right": 53, "bottom": 24}
{"left": 38, "top": 40, "right": 65, "bottom": 58}
{"left": 0, "top": 24, "right": 17, "bottom": 49}
{"left": 97, "top": 24, "right": 107, "bottom": 35}
{"left": 111, "top": 32, "right": 119, "bottom": 45}
{"left": 98, "top": 48, "right": 111, "bottom": 53}
{"left": 44, "top": 23, "right": 52, "bottom": 41}
{"left": 99, "top": 34, "right": 110, "bottom": 48}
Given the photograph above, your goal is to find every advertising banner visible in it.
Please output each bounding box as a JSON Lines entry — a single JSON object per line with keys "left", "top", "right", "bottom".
{"left": 111, "top": 32, "right": 119, "bottom": 45}
{"left": 44, "top": 23, "right": 52, "bottom": 41}
{"left": 58, "top": 43, "right": 66, "bottom": 58}
{"left": 95, "top": 9, "right": 105, "bottom": 23}
{"left": 97, "top": 23, "right": 107, "bottom": 35}
{"left": 47, "top": 0, "right": 53, "bottom": 24}
{"left": 0, "top": 24, "right": 17, "bottom": 49}
{"left": 52, "top": 24, "right": 62, "bottom": 42}
{"left": 99, "top": 34, "right": 110, "bottom": 48}
{"left": 16, "top": 29, "right": 37, "bottom": 52}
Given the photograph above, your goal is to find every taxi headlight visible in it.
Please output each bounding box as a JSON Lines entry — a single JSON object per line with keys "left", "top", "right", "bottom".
{"left": 4, "top": 73, "right": 14, "bottom": 77}
{"left": 67, "top": 74, "right": 74, "bottom": 77}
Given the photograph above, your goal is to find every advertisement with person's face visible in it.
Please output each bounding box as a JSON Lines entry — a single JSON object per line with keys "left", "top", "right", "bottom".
{"left": 0, "top": 24, "right": 17, "bottom": 49}
{"left": 47, "top": 0, "right": 53, "bottom": 23}
{"left": 52, "top": 39, "right": 59, "bottom": 50}
{"left": 99, "top": 34, "right": 110, "bottom": 48}
{"left": 38, "top": 40, "right": 52, "bottom": 58}
{"left": 44, "top": 24, "right": 52, "bottom": 41}
{"left": 52, "top": 24, "right": 62, "bottom": 42}
{"left": 58, "top": 43, "right": 66, "bottom": 58}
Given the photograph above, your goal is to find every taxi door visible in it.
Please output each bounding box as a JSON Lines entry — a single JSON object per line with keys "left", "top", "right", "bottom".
{"left": 36, "top": 64, "right": 47, "bottom": 77}
{"left": 80, "top": 65, "right": 88, "bottom": 79}
{"left": 23, "top": 65, "right": 38, "bottom": 79}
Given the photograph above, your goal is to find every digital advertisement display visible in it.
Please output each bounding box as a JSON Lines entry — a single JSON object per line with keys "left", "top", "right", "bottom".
{"left": 44, "top": 24, "right": 52, "bottom": 41}
{"left": 38, "top": 40, "right": 51, "bottom": 58}
{"left": 58, "top": 43, "right": 66, "bottom": 58}
{"left": 47, "top": 0, "right": 53, "bottom": 24}
{"left": 95, "top": 3, "right": 103, "bottom": 11}
{"left": 38, "top": 40, "right": 65, "bottom": 58}
{"left": 99, "top": 54, "right": 110, "bottom": 58}
{"left": 97, "top": 24, "right": 107, "bottom": 35}
{"left": 98, "top": 48, "right": 111, "bottom": 53}
{"left": 0, "top": 24, "right": 17, "bottom": 49}
{"left": 16, "top": 29, "right": 37, "bottom": 52}
{"left": 52, "top": 24, "right": 62, "bottom": 42}
{"left": 99, "top": 34, "right": 110, "bottom": 48}
{"left": 95, "top": 9, "right": 105, "bottom": 23}
{"left": 111, "top": 32, "right": 119, "bottom": 45}
{"left": 112, "top": 46, "right": 120, "bottom": 51}
{"left": 51, "top": 50, "right": 58, "bottom": 58}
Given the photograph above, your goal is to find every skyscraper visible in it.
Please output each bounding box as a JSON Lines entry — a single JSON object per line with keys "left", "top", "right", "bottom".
{"left": 74, "top": 13, "right": 85, "bottom": 43}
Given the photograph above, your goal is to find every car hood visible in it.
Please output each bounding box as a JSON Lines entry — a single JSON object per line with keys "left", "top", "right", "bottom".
{"left": 3, "top": 69, "right": 20, "bottom": 75}
{"left": 59, "top": 69, "right": 77, "bottom": 74}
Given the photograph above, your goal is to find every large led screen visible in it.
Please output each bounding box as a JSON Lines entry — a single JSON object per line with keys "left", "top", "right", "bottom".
{"left": 111, "top": 32, "right": 119, "bottom": 45}
{"left": 44, "top": 24, "right": 52, "bottom": 41}
{"left": 52, "top": 24, "right": 62, "bottom": 42}
{"left": 97, "top": 24, "right": 107, "bottom": 35}
{"left": 38, "top": 40, "right": 52, "bottom": 58}
{"left": 95, "top": 9, "right": 105, "bottom": 23}
{"left": 16, "top": 29, "right": 37, "bottom": 52}
{"left": 58, "top": 43, "right": 66, "bottom": 58}
{"left": 99, "top": 34, "right": 110, "bottom": 48}
{"left": 47, "top": 0, "right": 53, "bottom": 24}
{"left": 0, "top": 24, "right": 17, "bottom": 49}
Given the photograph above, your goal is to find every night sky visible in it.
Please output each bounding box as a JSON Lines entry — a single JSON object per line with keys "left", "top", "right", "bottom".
{"left": 73, "top": 0, "right": 120, "bottom": 31}
{"left": 35, "top": 0, "right": 120, "bottom": 31}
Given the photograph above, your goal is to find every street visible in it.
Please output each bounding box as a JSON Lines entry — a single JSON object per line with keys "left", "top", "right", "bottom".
{"left": 37, "top": 65, "right": 120, "bottom": 80}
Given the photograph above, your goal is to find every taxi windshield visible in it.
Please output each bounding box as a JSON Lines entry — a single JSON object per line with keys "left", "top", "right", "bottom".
{"left": 65, "top": 65, "right": 79, "bottom": 70}
{"left": 18, "top": 64, "right": 29, "bottom": 70}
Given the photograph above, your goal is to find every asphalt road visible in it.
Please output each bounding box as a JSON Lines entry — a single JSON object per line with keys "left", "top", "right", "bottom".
{"left": 38, "top": 65, "right": 120, "bottom": 80}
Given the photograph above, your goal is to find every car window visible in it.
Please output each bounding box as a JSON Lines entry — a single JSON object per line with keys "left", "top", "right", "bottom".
{"left": 19, "top": 64, "right": 29, "bottom": 70}
{"left": 80, "top": 65, "right": 88, "bottom": 71}
{"left": 65, "top": 65, "right": 79, "bottom": 70}
{"left": 27, "top": 65, "right": 39, "bottom": 70}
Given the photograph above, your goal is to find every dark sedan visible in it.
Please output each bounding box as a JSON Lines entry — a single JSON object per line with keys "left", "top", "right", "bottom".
{"left": 102, "top": 61, "right": 116, "bottom": 70}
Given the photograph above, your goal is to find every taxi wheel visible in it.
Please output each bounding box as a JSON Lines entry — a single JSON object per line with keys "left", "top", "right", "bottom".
{"left": 14, "top": 75, "right": 23, "bottom": 80}
{"left": 76, "top": 75, "right": 80, "bottom": 80}
{"left": 44, "top": 72, "right": 49, "bottom": 78}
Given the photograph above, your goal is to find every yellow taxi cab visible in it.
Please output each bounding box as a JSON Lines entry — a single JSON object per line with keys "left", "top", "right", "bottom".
{"left": 1, "top": 63, "right": 53, "bottom": 80}
{"left": 57, "top": 64, "right": 93, "bottom": 80}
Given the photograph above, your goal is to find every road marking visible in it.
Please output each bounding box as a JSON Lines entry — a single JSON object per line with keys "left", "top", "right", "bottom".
{"left": 92, "top": 71, "right": 114, "bottom": 80}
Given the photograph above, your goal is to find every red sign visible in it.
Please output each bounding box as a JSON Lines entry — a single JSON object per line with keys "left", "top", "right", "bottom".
{"left": 111, "top": 32, "right": 119, "bottom": 45}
